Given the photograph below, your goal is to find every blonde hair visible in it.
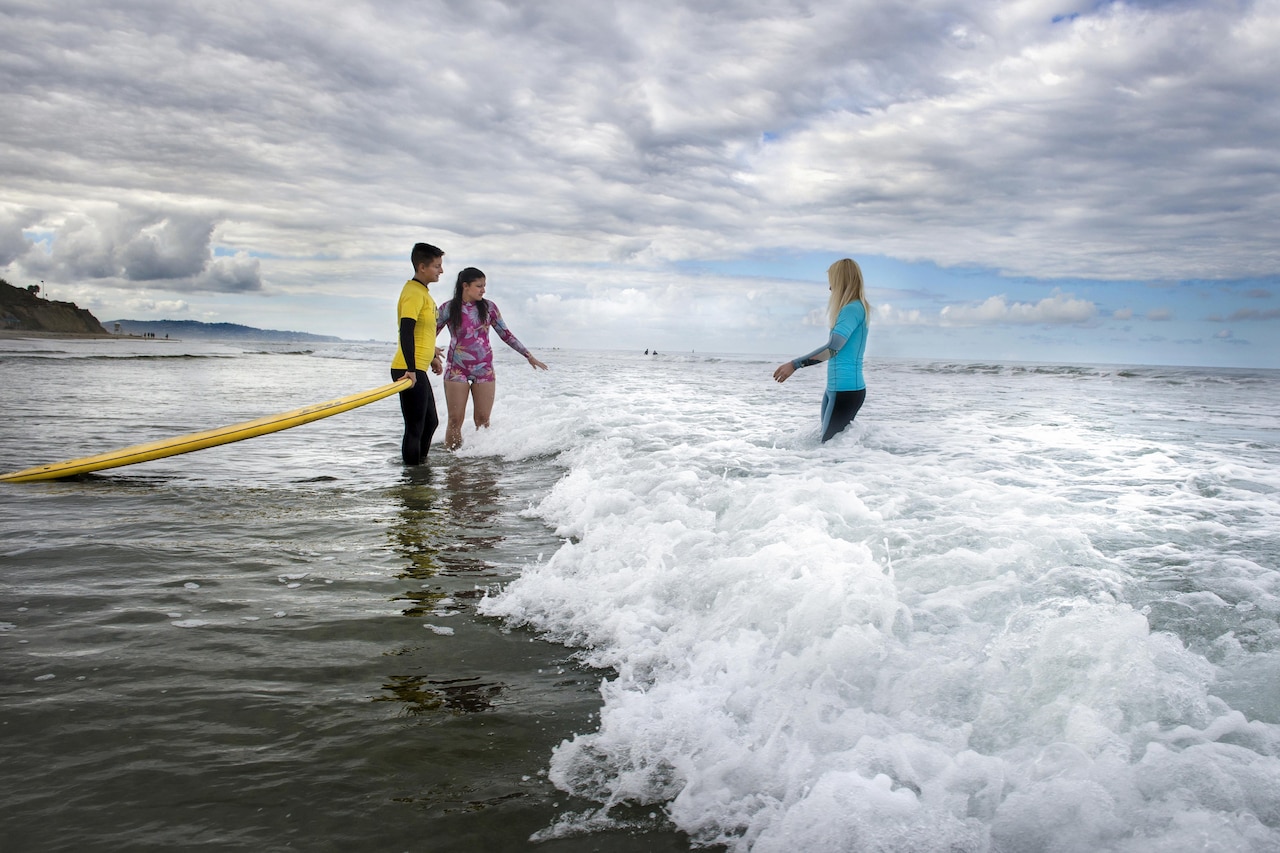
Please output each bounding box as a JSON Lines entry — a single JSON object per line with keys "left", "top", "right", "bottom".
{"left": 827, "top": 258, "right": 870, "bottom": 328}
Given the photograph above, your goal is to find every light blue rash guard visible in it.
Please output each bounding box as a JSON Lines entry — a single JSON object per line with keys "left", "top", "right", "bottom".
{"left": 791, "top": 301, "right": 867, "bottom": 391}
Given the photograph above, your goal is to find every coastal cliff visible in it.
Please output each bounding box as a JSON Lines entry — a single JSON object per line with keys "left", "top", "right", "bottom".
{"left": 0, "top": 279, "right": 109, "bottom": 335}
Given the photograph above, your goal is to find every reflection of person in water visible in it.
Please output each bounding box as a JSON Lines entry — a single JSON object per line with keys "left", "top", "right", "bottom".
{"left": 436, "top": 459, "right": 503, "bottom": 576}
{"left": 387, "top": 467, "right": 446, "bottom": 588}
{"left": 385, "top": 459, "right": 505, "bottom": 608}
{"left": 379, "top": 461, "right": 509, "bottom": 717}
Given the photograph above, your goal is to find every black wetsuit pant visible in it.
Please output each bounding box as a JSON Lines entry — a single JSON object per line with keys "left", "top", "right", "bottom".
{"left": 820, "top": 388, "right": 866, "bottom": 442}
{"left": 391, "top": 368, "right": 438, "bottom": 465}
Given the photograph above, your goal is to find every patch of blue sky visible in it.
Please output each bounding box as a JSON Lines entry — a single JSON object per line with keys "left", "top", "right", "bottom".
{"left": 674, "top": 252, "right": 1047, "bottom": 304}
{"left": 1178, "top": 276, "right": 1278, "bottom": 297}
{"left": 1055, "top": 0, "right": 1184, "bottom": 23}
{"left": 212, "top": 247, "right": 282, "bottom": 259}
{"left": 20, "top": 229, "right": 54, "bottom": 249}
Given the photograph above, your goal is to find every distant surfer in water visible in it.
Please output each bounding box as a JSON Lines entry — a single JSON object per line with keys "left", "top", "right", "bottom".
{"left": 437, "top": 267, "right": 548, "bottom": 450}
{"left": 773, "top": 258, "right": 870, "bottom": 442}
{"left": 390, "top": 243, "right": 445, "bottom": 465}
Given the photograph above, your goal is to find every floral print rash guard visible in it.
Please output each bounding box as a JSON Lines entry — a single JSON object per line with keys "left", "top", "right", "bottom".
{"left": 436, "top": 299, "right": 531, "bottom": 383}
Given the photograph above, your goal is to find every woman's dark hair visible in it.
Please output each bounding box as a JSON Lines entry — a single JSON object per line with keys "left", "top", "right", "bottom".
{"left": 447, "top": 267, "right": 488, "bottom": 333}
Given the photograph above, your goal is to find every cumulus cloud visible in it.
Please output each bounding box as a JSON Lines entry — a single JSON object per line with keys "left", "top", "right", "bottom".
{"left": 940, "top": 292, "right": 1097, "bottom": 327}
{"left": 1113, "top": 308, "right": 1134, "bottom": 321}
{"left": 7, "top": 207, "right": 262, "bottom": 293}
{"left": 1147, "top": 308, "right": 1174, "bottom": 321}
{"left": 800, "top": 307, "right": 828, "bottom": 328}
{"left": 0, "top": 207, "right": 40, "bottom": 267}
{"left": 101, "top": 296, "right": 192, "bottom": 319}
{"left": 23, "top": 214, "right": 120, "bottom": 280}
{"left": 875, "top": 303, "right": 930, "bottom": 326}
{"left": 120, "top": 216, "right": 214, "bottom": 281}
{"left": 195, "top": 252, "right": 263, "bottom": 293}
{"left": 496, "top": 262, "right": 803, "bottom": 350}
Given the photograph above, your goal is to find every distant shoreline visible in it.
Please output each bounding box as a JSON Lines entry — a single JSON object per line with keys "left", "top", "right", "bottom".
{"left": 0, "top": 330, "right": 174, "bottom": 341}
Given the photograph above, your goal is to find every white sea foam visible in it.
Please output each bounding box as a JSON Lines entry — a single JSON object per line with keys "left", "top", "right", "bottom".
{"left": 478, "top": 353, "right": 1280, "bottom": 852}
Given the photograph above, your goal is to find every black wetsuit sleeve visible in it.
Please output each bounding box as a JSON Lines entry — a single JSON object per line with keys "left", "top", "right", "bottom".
{"left": 399, "top": 317, "right": 417, "bottom": 373}
{"left": 792, "top": 330, "right": 850, "bottom": 369}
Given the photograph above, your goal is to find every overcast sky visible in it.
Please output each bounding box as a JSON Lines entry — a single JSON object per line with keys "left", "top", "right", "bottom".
{"left": 2, "top": 0, "right": 1278, "bottom": 367}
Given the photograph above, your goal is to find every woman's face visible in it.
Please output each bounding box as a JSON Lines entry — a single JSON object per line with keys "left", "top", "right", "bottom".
{"left": 462, "top": 277, "right": 487, "bottom": 302}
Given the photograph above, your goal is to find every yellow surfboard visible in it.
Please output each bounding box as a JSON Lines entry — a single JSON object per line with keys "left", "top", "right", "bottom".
{"left": 0, "top": 376, "right": 412, "bottom": 483}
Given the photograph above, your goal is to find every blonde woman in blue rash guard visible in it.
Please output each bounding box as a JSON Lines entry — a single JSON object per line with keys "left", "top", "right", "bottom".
{"left": 773, "top": 258, "right": 870, "bottom": 441}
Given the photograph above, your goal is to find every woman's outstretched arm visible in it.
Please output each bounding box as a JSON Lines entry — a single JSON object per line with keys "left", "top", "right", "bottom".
{"left": 774, "top": 330, "right": 849, "bottom": 382}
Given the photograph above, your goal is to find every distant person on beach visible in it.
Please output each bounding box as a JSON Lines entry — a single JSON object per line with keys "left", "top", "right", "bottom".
{"left": 436, "top": 267, "right": 547, "bottom": 450}
{"left": 390, "top": 242, "right": 446, "bottom": 465}
{"left": 773, "top": 258, "right": 870, "bottom": 442}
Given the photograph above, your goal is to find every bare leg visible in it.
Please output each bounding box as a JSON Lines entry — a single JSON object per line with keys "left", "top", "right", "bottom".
{"left": 443, "top": 380, "right": 472, "bottom": 449}
{"left": 471, "top": 381, "right": 497, "bottom": 430}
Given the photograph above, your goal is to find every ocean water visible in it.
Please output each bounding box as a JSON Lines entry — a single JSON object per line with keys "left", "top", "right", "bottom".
{"left": 2, "top": 337, "right": 1279, "bottom": 852}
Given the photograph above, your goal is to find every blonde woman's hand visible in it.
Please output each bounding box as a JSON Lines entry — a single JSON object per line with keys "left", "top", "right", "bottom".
{"left": 773, "top": 362, "right": 796, "bottom": 383}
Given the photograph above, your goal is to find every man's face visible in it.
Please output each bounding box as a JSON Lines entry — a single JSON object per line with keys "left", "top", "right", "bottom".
{"left": 418, "top": 257, "right": 443, "bottom": 283}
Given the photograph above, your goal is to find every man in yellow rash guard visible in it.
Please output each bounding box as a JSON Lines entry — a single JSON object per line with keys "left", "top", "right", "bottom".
{"left": 390, "top": 242, "right": 445, "bottom": 464}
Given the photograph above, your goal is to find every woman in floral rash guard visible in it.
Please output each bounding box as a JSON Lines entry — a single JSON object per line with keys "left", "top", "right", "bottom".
{"left": 436, "top": 267, "right": 548, "bottom": 449}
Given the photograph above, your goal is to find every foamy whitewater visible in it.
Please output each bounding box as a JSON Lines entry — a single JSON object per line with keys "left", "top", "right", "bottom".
{"left": 473, "top": 351, "right": 1280, "bottom": 851}
{"left": 2, "top": 339, "right": 1279, "bottom": 851}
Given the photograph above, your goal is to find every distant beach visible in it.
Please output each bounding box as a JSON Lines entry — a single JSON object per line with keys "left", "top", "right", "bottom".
{"left": 0, "top": 329, "right": 168, "bottom": 341}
